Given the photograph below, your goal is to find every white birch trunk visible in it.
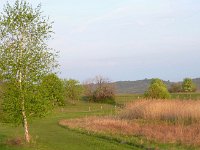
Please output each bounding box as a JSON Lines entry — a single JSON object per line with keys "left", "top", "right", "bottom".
{"left": 19, "top": 41, "right": 31, "bottom": 143}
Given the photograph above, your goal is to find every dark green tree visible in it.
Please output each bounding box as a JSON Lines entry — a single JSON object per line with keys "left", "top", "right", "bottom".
{"left": 145, "top": 78, "right": 171, "bottom": 99}
{"left": 0, "top": 0, "right": 57, "bottom": 143}
{"left": 182, "top": 78, "right": 196, "bottom": 92}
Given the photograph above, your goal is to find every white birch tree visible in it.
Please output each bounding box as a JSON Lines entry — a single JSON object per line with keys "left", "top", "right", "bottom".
{"left": 0, "top": 0, "right": 57, "bottom": 143}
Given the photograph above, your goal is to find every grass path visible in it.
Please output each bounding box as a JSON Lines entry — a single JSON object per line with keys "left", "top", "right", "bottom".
{"left": 0, "top": 102, "right": 141, "bottom": 150}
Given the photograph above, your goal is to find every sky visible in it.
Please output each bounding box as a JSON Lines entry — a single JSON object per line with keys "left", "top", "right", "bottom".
{"left": 1, "top": 0, "right": 200, "bottom": 82}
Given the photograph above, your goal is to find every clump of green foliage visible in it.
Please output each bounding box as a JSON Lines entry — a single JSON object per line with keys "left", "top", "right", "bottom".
{"left": 64, "top": 79, "right": 83, "bottom": 104}
{"left": 145, "top": 78, "right": 171, "bottom": 99}
{"left": 182, "top": 78, "right": 196, "bottom": 92}
{"left": 40, "top": 74, "right": 65, "bottom": 106}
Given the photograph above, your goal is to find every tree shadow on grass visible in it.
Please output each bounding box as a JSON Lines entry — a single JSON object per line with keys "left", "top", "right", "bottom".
{"left": 0, "top": 134, "right": 10, "bottom": 150}
{"left": 0, "top": 134, "right": 23, "bottom": 150}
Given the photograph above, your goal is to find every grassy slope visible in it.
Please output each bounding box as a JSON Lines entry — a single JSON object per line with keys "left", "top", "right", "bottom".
{"left": 0, "top": 101, "right": 139, "bottom": 150}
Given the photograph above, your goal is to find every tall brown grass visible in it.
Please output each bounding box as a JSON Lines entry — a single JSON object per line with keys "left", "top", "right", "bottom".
{"left": 59, "top": 116, "right": 200, "bottom": 146}
{"left": 120, "top": 99, "right": 200, "bottom": 124}
{"left": 59, "top": 99, "right": 200, "bottom": 146}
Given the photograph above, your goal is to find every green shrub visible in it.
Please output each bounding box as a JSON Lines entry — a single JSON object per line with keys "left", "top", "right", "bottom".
{"left": 145, "top": 78, "right": 171, "bottom": 99}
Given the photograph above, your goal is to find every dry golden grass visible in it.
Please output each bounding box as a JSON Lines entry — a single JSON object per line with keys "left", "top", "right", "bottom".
{"left": 59, "top": 117, "right": 137, "bottom": 135}
{"left": 59, "top": 99, "right": 200, "bottom": 146}
{"left": 120, "top": 99, "right": 200, "bottom": 124}
{"left": 59, "top": 116, "right": 200, "bottom": 146}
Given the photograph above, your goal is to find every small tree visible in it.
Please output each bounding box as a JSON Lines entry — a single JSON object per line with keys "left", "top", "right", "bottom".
{"left": 84, "top": 76, "right": 115, "bottom": 104}
{"left": 40, "top": 74, "right": 65, "bottom": 106}
{"left": 145, "top": 78, "right": 171, "bottom": 99}
{"left": 182, "top": 78, "right": 196, "bottom": 92}
{"left": 64, "top": 79, "right": 83, "bottom": 104}
{"left": 0, "top": 0, "right": 57, "bottom": 143}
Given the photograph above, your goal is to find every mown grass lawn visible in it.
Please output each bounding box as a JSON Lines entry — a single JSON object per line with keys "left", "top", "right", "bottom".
{"left": 0, "top": 101, "right": 140, "bottom": 150}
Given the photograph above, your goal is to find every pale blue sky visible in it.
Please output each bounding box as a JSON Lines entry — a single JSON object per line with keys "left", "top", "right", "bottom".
{"left": 1, "top": 0, "right": 200, "bottom": 81}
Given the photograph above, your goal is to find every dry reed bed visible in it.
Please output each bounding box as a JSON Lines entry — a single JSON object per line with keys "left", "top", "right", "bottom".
{"left": 59, "top": 117, "right": 200, "bottom": 145}
{"left": 59, "top": 117, "right": 134, "bottom": 135}
{"left": 59, "top": 99, "right": 200, "bottom": 146}
{"left": 120, "top": 99, "right": 200, "bottom": 123}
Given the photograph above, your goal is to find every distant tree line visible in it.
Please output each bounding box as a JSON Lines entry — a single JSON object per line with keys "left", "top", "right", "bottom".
{"left": 169, "top": 78, "right": 196, "bottom": 93}
{"left": 144, "top": 78, "right": 197, "bottom": 99}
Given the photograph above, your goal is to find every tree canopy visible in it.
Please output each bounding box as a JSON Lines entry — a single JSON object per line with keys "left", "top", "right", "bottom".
{"left": 64, "top": 79, "right": 83, "bottom": 103}
{"left": 182, "top": 78, "right": 196, "bottom": 92}
{"left": 40, "top": 73, "right": 65, "bottom": 106}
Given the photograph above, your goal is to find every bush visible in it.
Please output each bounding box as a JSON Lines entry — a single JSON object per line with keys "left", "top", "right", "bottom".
{"left": 83, "top": 76, "right": 115, "bottom": 104}
{"left": 145, "top": 78, "right": 171, "bottom": 99}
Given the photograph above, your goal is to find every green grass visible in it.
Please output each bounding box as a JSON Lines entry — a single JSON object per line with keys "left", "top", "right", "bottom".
{"left": 0, "top": 101, "right": 138, "bottom": 150}
{"left": 1, "top": 94, "right": 200, "bottom": 150}
{"left": 115, "top": 94, "right": 143, "bottom": 105}
{"left": 171, "top": 93, "right": 200, "bottom": 100}
{"left": 115, "top": 93, "right": 200, "bottom": 104}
